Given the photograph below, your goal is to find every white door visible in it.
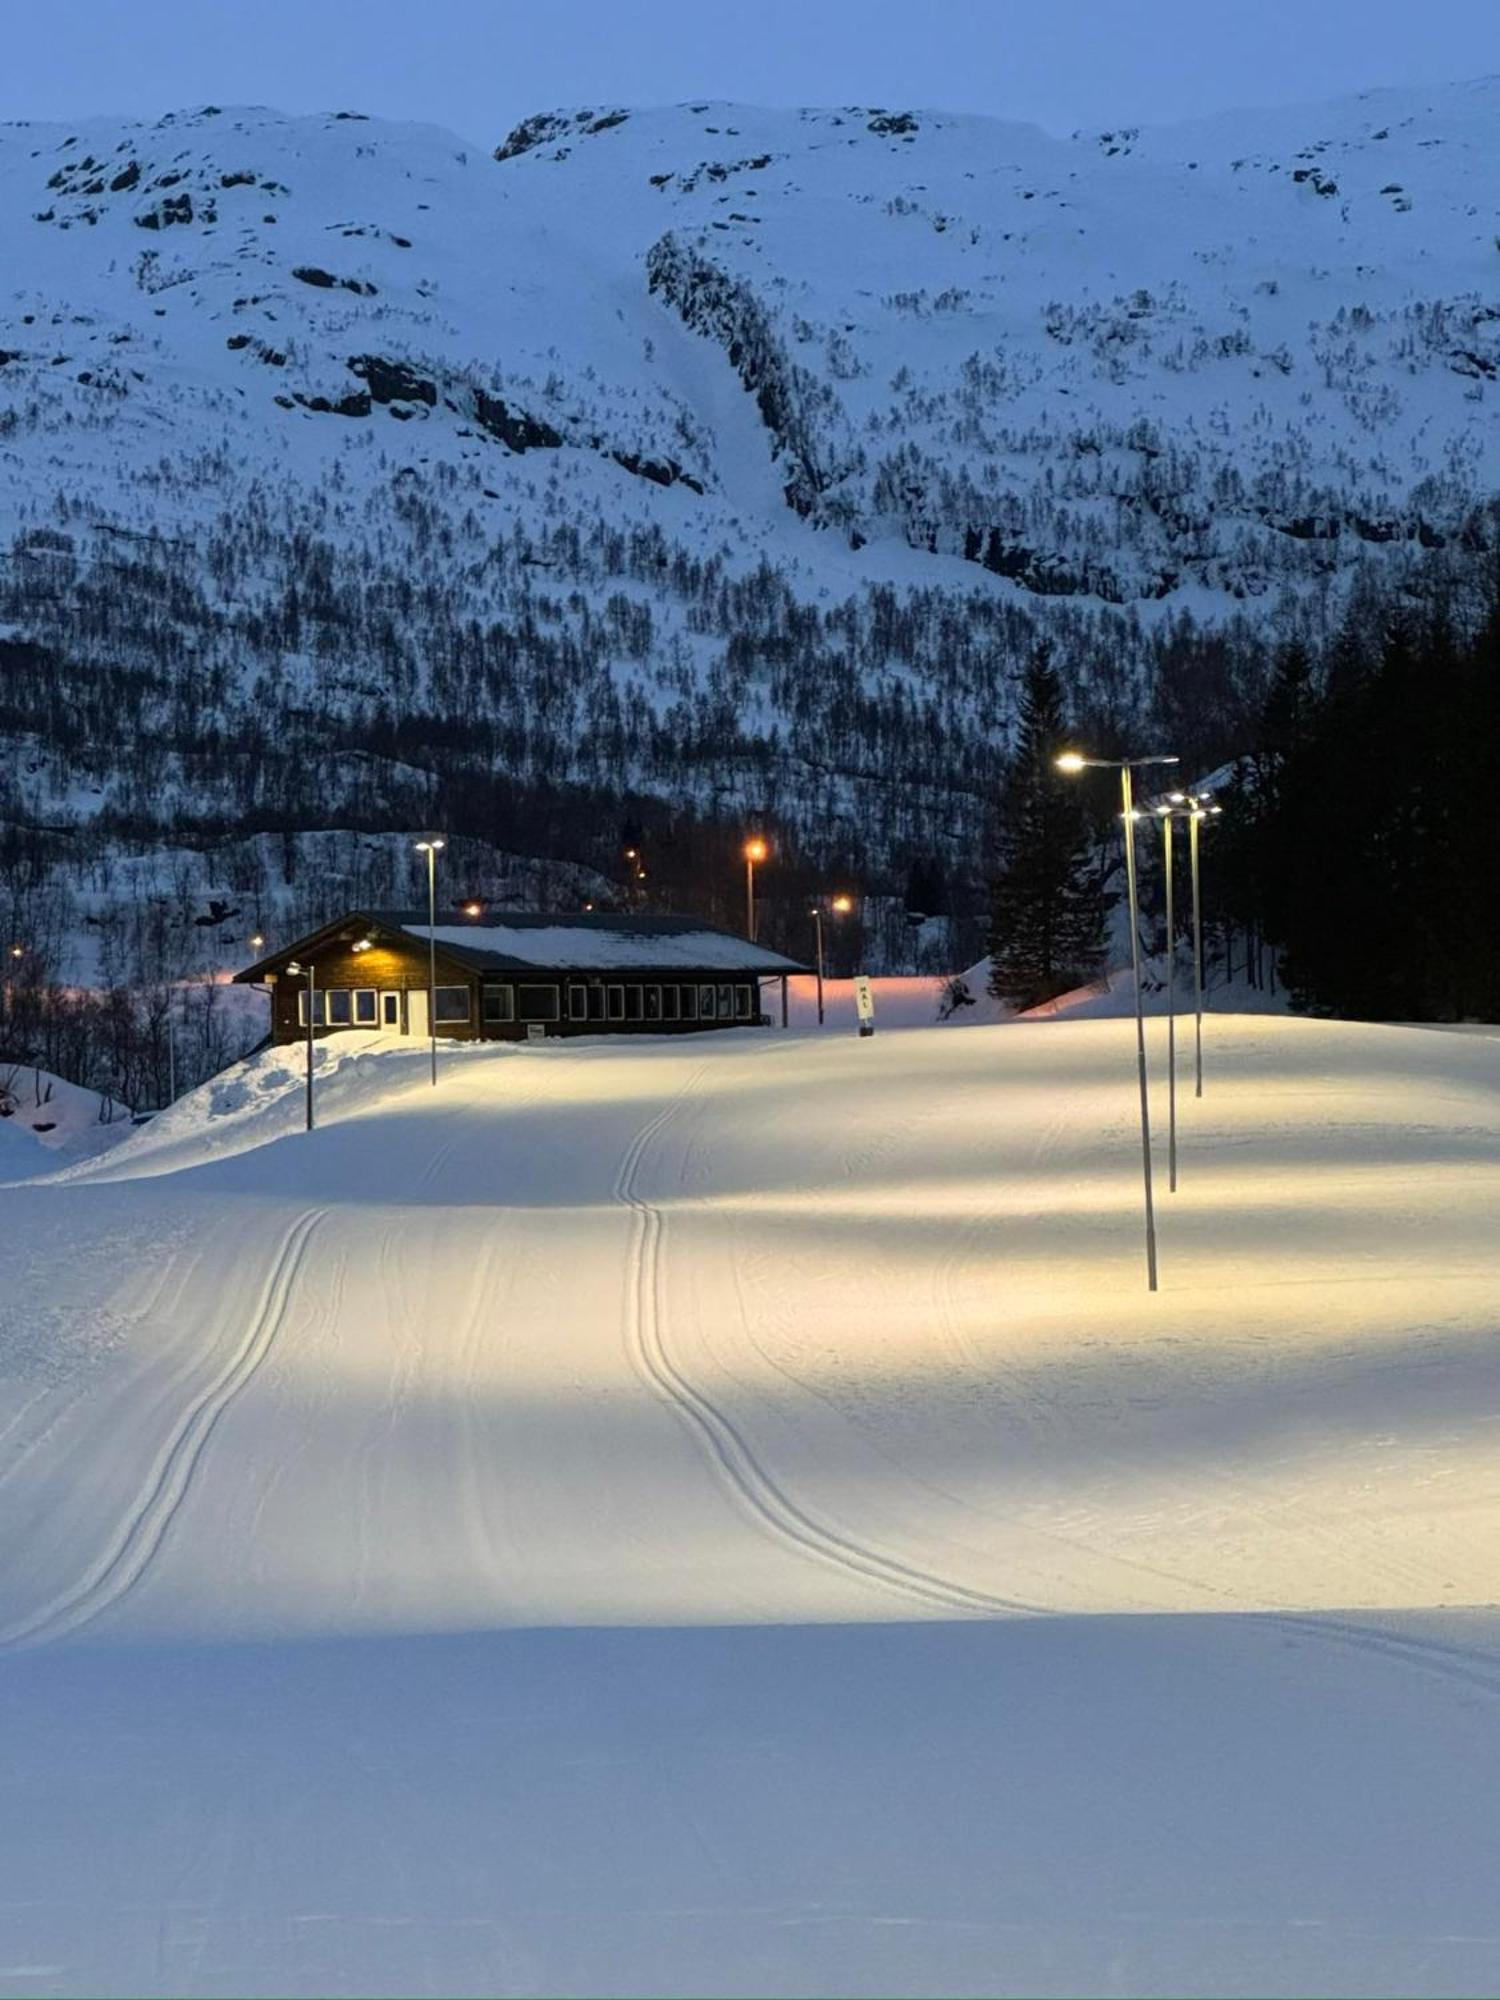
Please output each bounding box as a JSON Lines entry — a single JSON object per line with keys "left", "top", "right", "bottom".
{"left": 406, "top": 988, "right": 428, "bottom": 1040}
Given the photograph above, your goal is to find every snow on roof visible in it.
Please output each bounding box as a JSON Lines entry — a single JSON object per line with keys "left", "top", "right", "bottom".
{"left": 404, "top": 921, "right": 805, "bottom": 974}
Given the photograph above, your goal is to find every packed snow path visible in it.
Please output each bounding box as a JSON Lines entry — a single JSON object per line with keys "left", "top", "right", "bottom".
{"left": 2, "top": 1016, "right": 1500, "bottom": 1996}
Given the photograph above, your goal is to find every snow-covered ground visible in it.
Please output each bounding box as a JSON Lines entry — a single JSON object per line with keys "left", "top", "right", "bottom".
{"left": 3, "top": 1013, "right": 1499, "bottom": 1996}
{"left": 0, "top": 1063, "right": 132, "bottom": 1171}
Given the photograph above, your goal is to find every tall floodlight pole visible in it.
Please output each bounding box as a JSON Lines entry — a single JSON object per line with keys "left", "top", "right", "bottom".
{"left": 1156, "top": 806, "right": 1179, "bottom": 1192}
{"left": 415, "top": 837, "right": 445, "bottom": 1085}
{"left": 808, "top": 893, "right": 853, "bottom": 1028}
{"left": 743, "top": 836, "right": 768, "bottom": 942}
{"left": 1057, "top": 749, "right": 1180, "bottom": 1292}
{"left": 1184, "top": 795, "right": 1222, "bottom": 1097}
{"left": 288, "top": 958, "right": 314, "bottom": 1131}
{"left": 1200, "top": 804, "right": 1208, "bottom": 1104}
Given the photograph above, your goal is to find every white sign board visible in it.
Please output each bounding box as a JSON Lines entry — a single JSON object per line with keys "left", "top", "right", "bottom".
{"left": 853, "top": 975, "right": 875, "bottom": 1025}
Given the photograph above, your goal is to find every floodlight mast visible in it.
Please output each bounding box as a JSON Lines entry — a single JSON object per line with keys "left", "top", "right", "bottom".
{"left": 414, "top": 838, "right": 445, "bottom": 1085}
{"left": 743, "top": 836, "right": 768, "bottom": 942}
{"left": 1055, "top": 751, "right": 1179, "bottom": 1291}
{"left": 287, "top": 957, "right": 314, "bottom": 1131}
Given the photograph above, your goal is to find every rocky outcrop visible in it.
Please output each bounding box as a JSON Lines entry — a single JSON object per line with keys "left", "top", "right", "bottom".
{"left": 646, "top": 232, "right": 859, "bottom": 520}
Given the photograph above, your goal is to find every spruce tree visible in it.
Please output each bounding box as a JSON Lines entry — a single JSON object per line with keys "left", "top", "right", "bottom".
{"left": 987, "top": 649, "right": 1109, "bottom": 1010}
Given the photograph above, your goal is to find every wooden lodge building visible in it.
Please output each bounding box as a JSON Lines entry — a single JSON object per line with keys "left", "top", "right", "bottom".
{"left": 235, "top": 910, "right": 809, "bottom": 1043}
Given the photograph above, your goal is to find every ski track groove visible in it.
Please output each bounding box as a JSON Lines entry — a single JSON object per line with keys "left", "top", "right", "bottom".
{"left": 1263, "top": 1610, "right": 1500, "bottom": 1703}
{"left": 0, "top": 1207, "right": 327, "bottom": 1654}
{"left": 614, "top": 1070, "right": 1041, "bottom": 1620}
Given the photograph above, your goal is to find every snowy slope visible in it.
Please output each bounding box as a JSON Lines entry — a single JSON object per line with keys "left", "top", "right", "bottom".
{"left": 3, "top": 86, "right": 1496, "bottom": 601}
{"left": 3, "top": 82, "right": 1497, "bottom": 995}
{"left": 2, "top": 1015, "right": 1500, "bottom": 1993}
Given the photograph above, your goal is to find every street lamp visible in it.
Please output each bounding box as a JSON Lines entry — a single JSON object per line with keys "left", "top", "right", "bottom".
{"left": 1056, "top": 749, "right": 1180, "bottom": 1292}
{"left": 414, "top": 837, "right": 445, "bottom": 1086}
{"left": 1152, "top": 803, "right": 1186, "bottom": 1192}
{"left": 2, "top": 944, "right": 24, "bottom": 1032}
{"left": 743, "top": 836, "right": 768, "bottom": 942}
{"left": 1184, "top": 794, "right": 1222, "bottom": 1098}
{"left": 809, "top": 893, "right": 853, "bottom": 1026}
{"left": 286, "top": 958, "right": 315, "bottom": 1131}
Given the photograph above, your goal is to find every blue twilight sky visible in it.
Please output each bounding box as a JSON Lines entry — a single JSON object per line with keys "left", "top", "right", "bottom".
{"left": 3, "top": 0, "right": 1497, "bottom": 144}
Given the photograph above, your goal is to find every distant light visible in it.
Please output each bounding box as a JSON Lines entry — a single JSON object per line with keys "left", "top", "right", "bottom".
{"left": 1168, "top": 791, "right": 1186, "bottom": 804}
{"left": 250, "top": 933, "right": 265, "bottom": 949}
{"left": 415, "top": 836, "right": 445, "bottom": 854}
{"left": 1055, "top": 751, "right": 1087, "bottom": 774}
{"left": 351, "top": 937, "right": 373, "bottom": 953}
{"left": 463, "top": 901, "right": 482, "bottom": 918}
{"left": 623, "top": 847, "right": 638, "bottom": 861}
{"left": 287, "top": 959, "right": 304, "bottom": 976}
{"left": 8, "top": 944, "right": 23, "bottom": 959}
{"left": 583, "top": 901, "right": 594, "bottom": 912}
{"left": 831, "top": 894, "right": 854, "bottom": 913}
{"left": 744, "top": 836, "right": 768, "bottom": 863}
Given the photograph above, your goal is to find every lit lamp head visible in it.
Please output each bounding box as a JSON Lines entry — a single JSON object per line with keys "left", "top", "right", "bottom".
{"left": 8, "top": 944, "right": 23, "bottom": 960}
{"left": 250, "top": 932, "right": 265, "bottom": 950}
{"left": 831, "top": 894, "right": 853, "bottom": 914}
{"left": 286, "top": 959, "right": 303, "bottom": 977}
{"left": 1054, "top": 751, "right": 1088, "bottom": 775}
{"left": 744, "top": 836, "right": 768, "bottom": 864}
{"left": 414, "top": 836, "right": 445, "bottom": 856}
{"left": 463, "top": 901, "right": 482, "bottom": 919}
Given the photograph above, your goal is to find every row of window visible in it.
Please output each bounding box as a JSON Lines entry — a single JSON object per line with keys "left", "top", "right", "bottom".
{"left": 483, "top": 981, "right": 756, "bottom": 1025}
{"left": 297, "top": 987, "right": 470, "bottom": 1026}
{"left": 297, "top": 982, "right": 759, "bottom": 1029}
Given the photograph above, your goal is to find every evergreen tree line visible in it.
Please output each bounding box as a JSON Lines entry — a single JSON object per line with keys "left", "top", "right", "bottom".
{"left": 985, "top": 567, "right": 1500, "bottom": 1022}
{"left": 1215, "top": 590, "right": 1500, "bottom": 1020}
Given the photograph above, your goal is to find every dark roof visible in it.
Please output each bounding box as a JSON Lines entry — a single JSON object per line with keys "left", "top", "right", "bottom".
{"left": 234, "top": 908, "right": 810, "bottom": 982}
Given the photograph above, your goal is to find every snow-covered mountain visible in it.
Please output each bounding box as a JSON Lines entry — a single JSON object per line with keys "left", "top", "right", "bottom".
{"left": 1, "top": 82, "right": 1497, "bottom": 982}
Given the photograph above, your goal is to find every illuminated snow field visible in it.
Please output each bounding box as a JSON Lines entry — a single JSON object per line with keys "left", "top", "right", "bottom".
{"left": 3, "top": 1013, "right": 1499, "bottom": 1997}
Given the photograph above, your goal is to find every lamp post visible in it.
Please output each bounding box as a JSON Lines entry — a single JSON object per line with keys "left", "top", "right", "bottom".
{"left": 2, "top": 943, "right": 23, "bottom": 1029}
{"left": 1056, "top": 749, "right": 1180, "bottom": 1292}
{"left": 808, "top": 893, "right": 853, "bottom": 1027}
{"left": 743, "top": 836, "right": 768, "bottom": 942}
{"left": 1185, "top": 794, "right": 1222, "bottom": 1098}
{"left": 1153, "top": 804, "right": 1183, "bottom": 1193}
{"left": 414, "top": 837, "right": 445, "bottom": 1086}
{"left": 287, "top": 957, "right": 315, "bottom": 1131}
